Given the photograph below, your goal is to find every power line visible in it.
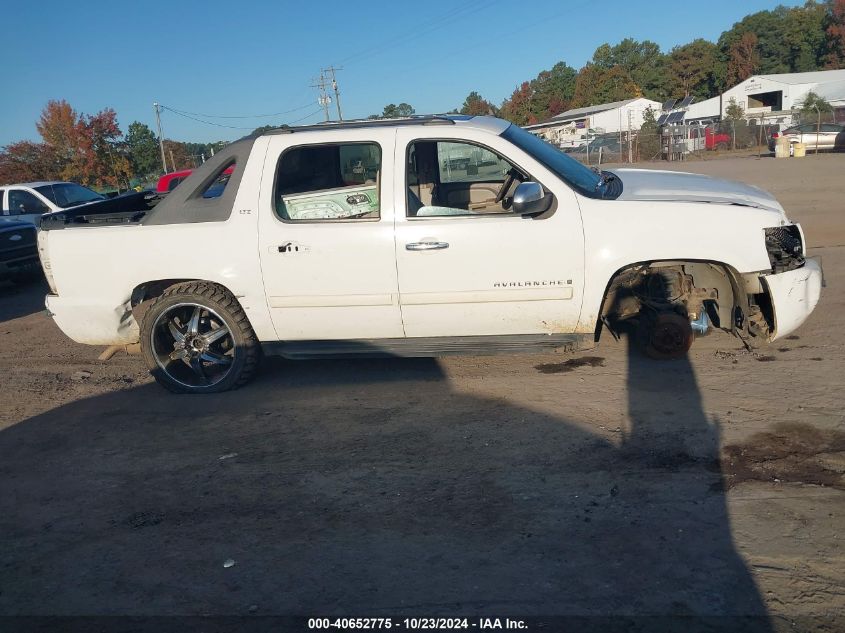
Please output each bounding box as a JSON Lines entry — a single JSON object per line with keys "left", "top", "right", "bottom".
{"left": 325, "top": 66, "right": 344, "bottom": 121}
{"left": 159, "top": 105, "right": 324, "bottom": 130}
{"left": 311, "top": 72, "right": 332, "bottom": 122}
{"left": 163, "top": 102, "right": 315, "bottom": 119}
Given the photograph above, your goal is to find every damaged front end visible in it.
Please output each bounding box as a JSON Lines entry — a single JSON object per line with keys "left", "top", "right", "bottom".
{"left": 600, "top": 261, "right": 739, "bottom": 358}
{"left": 744, "top": 225, "right": 823, "bottom": 341}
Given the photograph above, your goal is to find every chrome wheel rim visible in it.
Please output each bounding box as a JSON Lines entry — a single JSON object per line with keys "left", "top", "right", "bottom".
{"left": 151, "top": 302, "right": 235, "bottom": 388}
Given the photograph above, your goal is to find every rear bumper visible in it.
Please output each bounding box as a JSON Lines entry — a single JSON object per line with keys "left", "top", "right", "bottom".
{"left": 45, "top": 294, "right": 140, "bottom": 346}
{"left": 762, "top": 257, "right": 823, "bottom": 341}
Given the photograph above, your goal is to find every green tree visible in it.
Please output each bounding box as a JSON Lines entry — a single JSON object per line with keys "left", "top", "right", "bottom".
{"left": 379, "top": 103, "right": 415, "bottom": 118}
{"left": 800, "top": 90, "right": 835, "bottom": 123}
{"left": 725, "top": 97, "right": 745, "bottom": 121}
{"left": 126, "top": 122, "right": 161, "bottom": 179}
{"left": 716, "top": 2, "right": 828, "bottom": 85}
{"left": 571, "top": 65, "right": 641, "bottom": 108}
{"left": 498, "top": 61, "right": 578, "bottom": 125}
{"left": 459, "top": 91, "right": 497, "bottom": 116}
{"left": 529, "top": 61, "right": 577, "bottom": 119}
{"left": 591, "top": 39, "right": 670, "bottom": 101}
{"left": 724, "top": 98, "right": 751, "bottom": 149}
{"left": 668, "top": 39, "right": 719, "bottom": 98}
{"left": 638, "top": 105, "right": 661, "bottom": 160}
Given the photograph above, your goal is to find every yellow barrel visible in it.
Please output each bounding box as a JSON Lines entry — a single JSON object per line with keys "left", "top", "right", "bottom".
{"left": 774, "top": 136, "right": 790, "bottom": 158}
{"left": 793, "top": 143, "right": 806, "bottom": 157}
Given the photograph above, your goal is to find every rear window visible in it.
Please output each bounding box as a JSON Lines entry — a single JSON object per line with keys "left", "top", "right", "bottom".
{"left": 273, "top": 142, "right": 381, "bottom": 221}
{"left": 34, "top": 183, "right": 103, "bottom": 208}
{"left": 201, "top": 162, "right": 235, "bottom": 199}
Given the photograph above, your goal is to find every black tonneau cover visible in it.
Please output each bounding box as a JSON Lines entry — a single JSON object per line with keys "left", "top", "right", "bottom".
{"left": 39, "top": 190, "right": 161, "bottom": 230}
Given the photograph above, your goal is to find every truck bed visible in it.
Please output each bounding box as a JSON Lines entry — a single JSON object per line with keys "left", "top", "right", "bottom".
{"left": 40, "top": 191, "right": 162, "bottom": 230}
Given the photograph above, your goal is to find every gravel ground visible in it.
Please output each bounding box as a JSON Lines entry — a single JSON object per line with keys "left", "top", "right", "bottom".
{"left": 0, "top": 153, "right": 843, "bottom": 629}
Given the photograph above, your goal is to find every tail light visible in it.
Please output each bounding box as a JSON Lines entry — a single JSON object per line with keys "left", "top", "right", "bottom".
{"left": 771, "top": 132, "right": 780, "bottom": 138}
{"left": 37, "top": 229, "right": 58, "bottom": 295}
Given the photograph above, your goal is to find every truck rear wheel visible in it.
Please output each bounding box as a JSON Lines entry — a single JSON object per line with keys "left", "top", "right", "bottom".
{"left": 140, "top": 281, "right": 260, "bottom": 393}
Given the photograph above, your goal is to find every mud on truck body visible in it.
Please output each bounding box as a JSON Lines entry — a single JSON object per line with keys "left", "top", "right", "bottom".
{"left": 38, "top": 115, "right": 823, "bottom": 393}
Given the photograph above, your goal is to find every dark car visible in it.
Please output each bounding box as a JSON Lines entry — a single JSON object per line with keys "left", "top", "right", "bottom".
{"left": 568, "top": 136, "right": 622, "bottom": 160}
{"left": 0, "top": 220, "right": 40, "bottom": 283}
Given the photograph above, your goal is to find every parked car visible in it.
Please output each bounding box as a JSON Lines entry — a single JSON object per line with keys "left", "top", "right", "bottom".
{"left": 156, "top": 169, "right": 194, "bottom": 193}
{"left": 156, "top": 166, "right": 234, "bottom": 194}
{"left": 0, "top": 181, "right": 105, "bottom": 224}
{"left": 768, "top": 123, "right": 845, "bottom": 152}
{"left": 38, "top": 115, "right": 822, "bottom": 393}
{"left": 567, "top": 136, "right": 622, "bottom": 159}
{"left": 0, "top": 220, "right": 39, "bottom": 283}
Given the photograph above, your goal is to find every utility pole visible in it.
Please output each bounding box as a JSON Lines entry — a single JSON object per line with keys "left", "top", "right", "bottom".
{"left": 153, "top": 102, "right": 168, "bottom": 174}
{"left": 311, "top": 71, "right": 332, "bottom": 122}
{"left": 627, "top": 110, "right": 633, "bottom": 163}
{"left": 324, "top": 66, "right": 344, "bottom": 121}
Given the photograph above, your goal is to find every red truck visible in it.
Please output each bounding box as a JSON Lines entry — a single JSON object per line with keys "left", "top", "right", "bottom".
{"left": 704, "top": 127, "right": 730, "bottom": 150}
{"left": 156, "top": 166, "right": 234, "bottom": 194}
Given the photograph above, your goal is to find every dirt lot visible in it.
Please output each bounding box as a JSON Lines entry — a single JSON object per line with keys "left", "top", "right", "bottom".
{"left": 0, "top": 154, "right": 843, "bottom": 629}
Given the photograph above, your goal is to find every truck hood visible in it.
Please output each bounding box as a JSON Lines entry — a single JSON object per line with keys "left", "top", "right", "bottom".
{"left": 614, "top": 168, "right": 785, "bottom": 214}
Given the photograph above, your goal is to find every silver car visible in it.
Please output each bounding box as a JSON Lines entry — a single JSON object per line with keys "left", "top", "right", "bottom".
{"left": 769, "top": 122, "right": 845, "bottom": 152}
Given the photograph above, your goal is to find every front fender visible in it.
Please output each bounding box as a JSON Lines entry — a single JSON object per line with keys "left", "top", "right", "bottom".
{"left": 575, "top": 197, "right": 775, "bottom": 333}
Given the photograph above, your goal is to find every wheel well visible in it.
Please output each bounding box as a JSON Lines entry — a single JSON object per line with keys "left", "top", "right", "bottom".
{"left": 131, "top": 279, "right": 195, "bottom": 307}
{"left": 595, "top": 260, "right": 744, "bottom": 341}
{"left": 131, "top": 279, "right": 239, "bottom": 308}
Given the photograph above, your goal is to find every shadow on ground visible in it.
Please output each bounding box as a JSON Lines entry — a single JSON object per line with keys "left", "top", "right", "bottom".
{"left": 0, "top": 277, "right": 47, "bottom": 323}
{"left": 0, "top": 334, "right": 773, "bottom": 630}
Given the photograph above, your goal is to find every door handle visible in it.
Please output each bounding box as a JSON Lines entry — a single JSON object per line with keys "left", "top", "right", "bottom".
{"left": 406, "top": 241, "right": 449, "bottom": 251}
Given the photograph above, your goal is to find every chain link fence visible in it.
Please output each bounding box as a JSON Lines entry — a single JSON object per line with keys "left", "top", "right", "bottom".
{"left": 560, "top": 116, "right": 835, "bottom": 166}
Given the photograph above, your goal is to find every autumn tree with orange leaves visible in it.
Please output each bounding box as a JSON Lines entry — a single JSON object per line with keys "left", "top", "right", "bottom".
{"left": 0, "top": 100, "right": 132, "bottom": 188}
{"left": 827, "top": 0, "right": 845, "bottom": 68}
{"left": 726, "top": 32, "right": 761, "bottom": 86}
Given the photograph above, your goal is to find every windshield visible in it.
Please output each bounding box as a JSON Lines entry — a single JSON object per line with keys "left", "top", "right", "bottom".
{"left": 35, "top": 183, "right": 104, "bottom": 208}
{"left": 501, "top": 124, "right": 617, "bottom": 199}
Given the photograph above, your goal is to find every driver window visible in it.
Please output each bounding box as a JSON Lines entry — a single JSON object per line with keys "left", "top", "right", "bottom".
{"left": 407, "top": 140, "right": 524, "bottom": 218}
{"left": 8, "top": 190, "right": 49, "bottom": 215}
{"left": 274, "top": 142, "right": 381, "bottom": 222}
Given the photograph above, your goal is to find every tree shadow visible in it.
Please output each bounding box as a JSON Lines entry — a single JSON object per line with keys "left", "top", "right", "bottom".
{"left": 0, "top": 342, "right": 772, "bottom": 629}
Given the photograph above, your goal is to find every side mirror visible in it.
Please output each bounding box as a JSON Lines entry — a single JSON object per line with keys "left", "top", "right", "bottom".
{"left": 512, "top": 181, "right": 552, "bottom": 216}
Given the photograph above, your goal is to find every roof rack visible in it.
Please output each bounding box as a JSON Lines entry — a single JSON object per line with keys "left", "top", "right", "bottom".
{"left": 262, "top": 115, "right": 459, "bottom": 136}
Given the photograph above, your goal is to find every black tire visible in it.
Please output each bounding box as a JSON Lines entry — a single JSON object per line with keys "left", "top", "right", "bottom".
{"left": 637, "top": 311, "right": 694, "bottom": 360}
{"left": 140, "top": 281, "right": 260, "bottom": 393}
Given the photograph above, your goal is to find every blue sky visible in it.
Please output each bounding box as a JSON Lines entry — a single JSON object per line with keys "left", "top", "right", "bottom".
{"left": 4, "top": 0, "right": 803, "bottom": 146}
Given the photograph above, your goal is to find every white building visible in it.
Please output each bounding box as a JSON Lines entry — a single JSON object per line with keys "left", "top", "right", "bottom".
{"left": 684, "top": 69, "right": 845, "bottom": 123}
{"left": 524, "top": 97, "right": 661, "bottom": 146}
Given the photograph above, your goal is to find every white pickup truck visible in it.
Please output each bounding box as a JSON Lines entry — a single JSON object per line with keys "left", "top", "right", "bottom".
{"left": 38, "top": 115, "right": 823, "bottom": 393}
